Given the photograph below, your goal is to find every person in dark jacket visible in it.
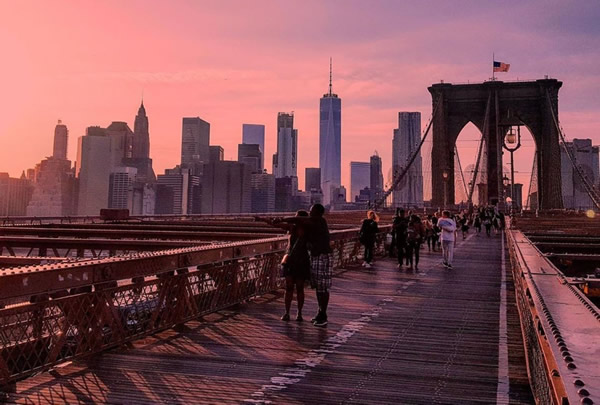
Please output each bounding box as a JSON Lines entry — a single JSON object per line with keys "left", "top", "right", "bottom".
{"left": 359, "top": 210, "right": 379, "bottom": 268}
{"left": 273, "top": 210, "right": 311, "bottom": 321}
{"left": 405, "top": 214, "right": 426, "bottom": 270}
{"left": 274, "top": 204, "right": 333, "bottom": 327}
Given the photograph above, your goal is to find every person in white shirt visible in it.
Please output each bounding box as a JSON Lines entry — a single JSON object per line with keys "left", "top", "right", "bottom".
{"left": 437, "top": 210, "right": 457, "bottom": 269}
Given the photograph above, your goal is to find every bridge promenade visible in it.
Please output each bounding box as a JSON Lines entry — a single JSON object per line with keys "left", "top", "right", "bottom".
{"left": 6, "top": 232, "right": 534, "bottom": 404}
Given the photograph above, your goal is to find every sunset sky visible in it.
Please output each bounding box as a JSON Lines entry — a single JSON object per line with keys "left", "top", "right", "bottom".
{"left": 1, "top": 1, "right": 599, "bottom": 196}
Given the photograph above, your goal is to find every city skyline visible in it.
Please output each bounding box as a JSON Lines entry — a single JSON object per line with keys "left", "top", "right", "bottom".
{"left": 1, "top": 2, "right": 600, "bottom": 193}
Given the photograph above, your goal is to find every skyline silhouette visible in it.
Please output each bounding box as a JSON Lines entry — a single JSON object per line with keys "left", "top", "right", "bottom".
{"left": 1, "top": 1, "right": 599, "bottom": 192}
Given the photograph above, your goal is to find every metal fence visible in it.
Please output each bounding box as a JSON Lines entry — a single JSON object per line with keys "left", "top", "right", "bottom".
{"left": 0, "top": 226, "right": 389, "bottom": 387}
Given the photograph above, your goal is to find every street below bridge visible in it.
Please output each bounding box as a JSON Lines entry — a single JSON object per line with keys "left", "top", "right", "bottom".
{"left": 8, "top": 232, "right": 533, "bottom": 404}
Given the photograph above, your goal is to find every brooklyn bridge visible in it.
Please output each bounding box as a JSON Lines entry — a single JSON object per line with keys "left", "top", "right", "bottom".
{"left": 0, "top": 79, "right": 599, "bottom": 404}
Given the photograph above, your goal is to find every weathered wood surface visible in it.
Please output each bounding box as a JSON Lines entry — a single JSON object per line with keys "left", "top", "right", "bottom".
{"left": 8, "top": 232, "right": 533, "bottom": 404}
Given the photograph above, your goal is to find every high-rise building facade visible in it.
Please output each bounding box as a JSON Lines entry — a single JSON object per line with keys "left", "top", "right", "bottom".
{"left": 370, "top": 153, "right": 384, "bottom": 191}
{"left": 106, "top": 121, "right": 134, "bottom": 169}
{"left": 127, "top": 101, "right": 155, "bottom": 182}
{"left": 27, "top": 158, "right": 77, "bottom": 216}
{"left": 370, "top": 153, "right": 384, "bottom": 204}
{"left": 0, "top": 173, "right": 33, "bottom": 216}
{"left": 108, "top": 167, "right": 137, "bottom": 210}
{"left": 350, "top": 162, "right": 370, "bottom": 202}
{"left": 76, "top": 127, "right": 112, "bottom": 215}
{"left": 155, "top": 166, "right": 200, "bottom": 215}
{"left": 53, "top": 120, "right": 68, "bottom": 160}
{"left": 319, "top": 60, "right": 341, "bottom": 206}
{"left": 133, "top": 101, "right": 150, "bottom": 159}
{"left": 238, "top": 144, "right": 262, "bottom": 173}
{"left": 305, "top": 168, "right": 321, "bottom": 192}
{"left": 242, "top": 124, "right": 265, "bottom": 170}
{"left": 275, "top": 176, "right": 298, "bottom": 212}
{"left": 202, "top": 161, "right": 252, "bottom": 214}
{"left": 181, "top": 117, "right": 210, "bottom": 174}
{"left": 561, "top": 139, "right": 600, "bottom": 209}
{"left": 28, "top": 121, "right": 77, "bottom": 216}
{"left": 272, "top": 113, "right": 297, "bottom": 178}
{"left": 251, "top": 172, "right": 275, "bottom": 213}
{"left": 392, "top": 112, "right": 423, "bottom": 207}
{"left": 209, "top": 145, "right": 224, "bottom": 163}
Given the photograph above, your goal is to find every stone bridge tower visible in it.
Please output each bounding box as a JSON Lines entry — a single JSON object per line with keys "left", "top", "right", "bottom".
{"left": 428, "top": 79, "right": 563, "bottom": 209}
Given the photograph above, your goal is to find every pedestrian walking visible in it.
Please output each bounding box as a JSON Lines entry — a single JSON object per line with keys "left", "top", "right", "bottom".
{"left": 474, "top": 215, "right": 482, "bottom": 234}
{"left": 438, "top": 210, "right": 457, "bottom": 269}
{"left": 359, "top": 210, "right": 379, "bottom": 268}
{"left": 393, "top": 209, "right": 409, "bottom": 269}
{"left": 483, "top": 214, "right": 492, "bottom": 237}
{"left": 405, "top": 214, "right": 426, "bottom": 270}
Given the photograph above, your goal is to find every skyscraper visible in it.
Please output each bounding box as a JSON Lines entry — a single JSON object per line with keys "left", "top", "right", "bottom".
{"left": 370, "top": 153, "right": 384, "bottom": 191}
{"left": 238, "top": 144, "right": 262, "bottom": 173}
{"left": 305, "top": 168, "right": 321, "bottom": 192}
{"left": 392, "top": 112, "right": 423, "bottom": 207}
{"left": 272, "top": 112, "right": 297, "bottom": 178}
{"left": 202, "top": 161, "right": 252, "bottom": 214}
{"left": 53, "top": 120, "right": 68, "bottom": 160}
{"left": 370, "top": 152, "right": 384, "bottom": 204}
{"left": 209, "top": 145, "right": 224, "bottom": 163}
{"left": 76, "top": 127, "right": 112, "bottom": 215}
{"left": 108, "top": 167, "right": 137, "bottom": 210}
{"left": 126, "top": 101, "right": 156, "bottom": 182}
{"left": 155, "top": 166, "right": 200, "bottom": 215}
{"left": 251, "top": 172, "right": 275, "bottom": 213}
{"left": 133, "top": 101, "right": 150, "bottom": 159}
{"left": 561, "top": 138, "right": 600, "bottom": 209}
{"left": 242, "top": 124, "right": 265, "bottom": 170}
{"left": 106, "top": 121, "right": 134, "bottom": 169}
{"left": 350, "top": 162, "right": 370, "bottom": 202}
{"left": 0, "top": 172, "right": 33, "bottom": 216}
{"left": 181, "top": 117, "right": 210, "bottom": 174}
{"left": 319, "top": 59, "right": 342, "bottom": 206}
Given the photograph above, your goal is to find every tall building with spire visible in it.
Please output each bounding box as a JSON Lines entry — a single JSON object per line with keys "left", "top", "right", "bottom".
{"left": 133, "top": 101, "right": 150, "bottom": 159}
{"left": 319, "top": 58, "right": 342, "bottom": 206}
{"left": 124, "top": 100, "right": 155, "bottom": 182}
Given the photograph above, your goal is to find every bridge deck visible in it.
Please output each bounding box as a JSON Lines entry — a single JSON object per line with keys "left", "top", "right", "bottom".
{"left": 8, "top": 233, "right": 533, "bottom": 404}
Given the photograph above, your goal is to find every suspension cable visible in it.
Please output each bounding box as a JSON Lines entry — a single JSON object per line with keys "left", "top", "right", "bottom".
{"left": 374, "top": 95, "right": 442, "bottom": 209}
{"left": 545, "top": 90, "right": 600, "bottom": 210}
{"left": 455, "top": 145, "right": 468, "bottom": 201}
{"left": 467, "top": 92, "right": 491, "bottom": 203}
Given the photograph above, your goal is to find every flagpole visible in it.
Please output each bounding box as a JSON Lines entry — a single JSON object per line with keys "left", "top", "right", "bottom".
{"left": 492, "top": 52, "right": 495, "bottom": 81}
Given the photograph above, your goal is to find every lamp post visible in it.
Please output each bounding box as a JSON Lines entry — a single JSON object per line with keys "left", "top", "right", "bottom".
{"left": 502, "top": 126, "right": 522, "bottom": 213}
{"left": 442, "top": 168, "right": 449, "bottom": 210}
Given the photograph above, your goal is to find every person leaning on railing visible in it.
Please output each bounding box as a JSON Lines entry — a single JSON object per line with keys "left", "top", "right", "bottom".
{"left": 257, "top": 204, "right": 333, "bottom": 327}
{"left": 257, "top": 210, "right": 310, "bottom": 322}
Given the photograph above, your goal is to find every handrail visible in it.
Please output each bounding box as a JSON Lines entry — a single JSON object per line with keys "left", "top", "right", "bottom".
{"left": 0, "top": 227, "right": 390, "bottom": 386}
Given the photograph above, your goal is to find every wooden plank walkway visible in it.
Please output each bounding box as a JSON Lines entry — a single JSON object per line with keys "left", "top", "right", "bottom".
{"left": 7, "top": 232, "right": 533, "bottom": 404}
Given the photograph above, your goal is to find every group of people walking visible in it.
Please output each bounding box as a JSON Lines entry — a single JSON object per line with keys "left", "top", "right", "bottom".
{"left": 258, "top": 204, "right": 504, "bottom": 328}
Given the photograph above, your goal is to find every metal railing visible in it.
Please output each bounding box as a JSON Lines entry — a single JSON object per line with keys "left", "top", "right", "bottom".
{"left": 506, "top": 230, "right": 568, "bottom": 405}
{"left": 0, "top": 226, "right": 390, "bottom": 387}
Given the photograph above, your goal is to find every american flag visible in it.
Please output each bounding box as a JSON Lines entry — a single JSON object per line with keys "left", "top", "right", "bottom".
{"left": 493, "top": 61, "right": 510, "bottom": 72}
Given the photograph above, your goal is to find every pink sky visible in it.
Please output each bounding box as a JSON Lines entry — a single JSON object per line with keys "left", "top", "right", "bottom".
{"left": 2, "top": 1, "right": 599, "bottom": 198}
